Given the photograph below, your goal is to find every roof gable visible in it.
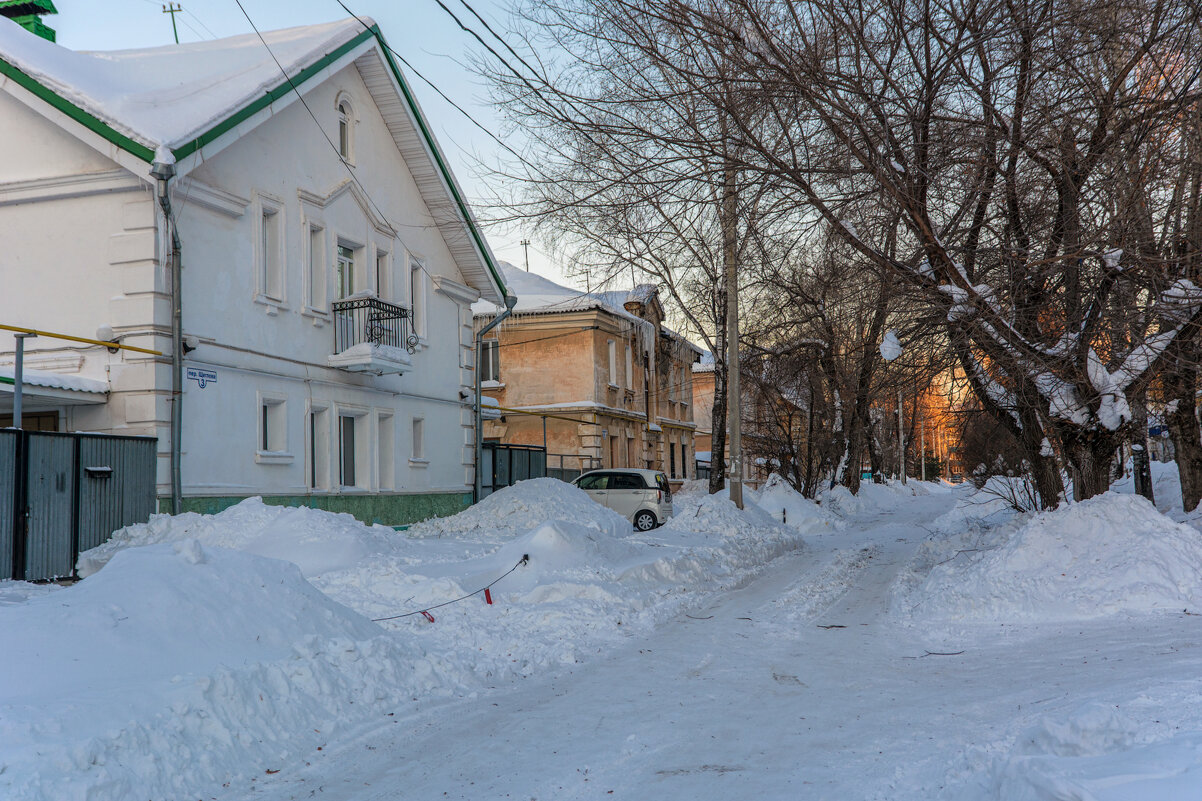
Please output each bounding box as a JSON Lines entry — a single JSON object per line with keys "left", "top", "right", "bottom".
{"left": 0, "top": 17, "right": 506, "bottom": 303}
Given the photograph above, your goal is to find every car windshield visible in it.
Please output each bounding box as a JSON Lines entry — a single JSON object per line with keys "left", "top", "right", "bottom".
{"left": 655, "top": 473, "right": 671, "bottom": 499}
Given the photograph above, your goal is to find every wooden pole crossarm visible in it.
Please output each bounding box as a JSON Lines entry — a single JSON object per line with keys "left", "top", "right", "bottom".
{"left": 0, "top": 324, "right": 163, "bottom": 356}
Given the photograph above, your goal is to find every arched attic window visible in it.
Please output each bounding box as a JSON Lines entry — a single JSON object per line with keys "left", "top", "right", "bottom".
{"left": 337, "top": 96, "right": 354, "bottom": 161}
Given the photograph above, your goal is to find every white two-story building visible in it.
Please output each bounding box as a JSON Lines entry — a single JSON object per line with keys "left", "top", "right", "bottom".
{"left": 0, "top": 17, "right": 508, "bottom": 524}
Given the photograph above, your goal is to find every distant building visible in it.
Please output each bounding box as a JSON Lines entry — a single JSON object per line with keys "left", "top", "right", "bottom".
{"left": 0, "top": 18, "right": 507, "bottom": 524}
{"left": 473, "top": 264, "right": 701, "bottom": 485}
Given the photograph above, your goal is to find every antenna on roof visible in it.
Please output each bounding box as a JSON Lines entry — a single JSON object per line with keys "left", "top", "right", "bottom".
{"left": 162, "top": 2, "right": 181, "bottom": 44}
{"left": 0, "top": 0, "right": 58, "bottom": 42}
{"left": 520, "top": 239, "right": 530, "bottom": 271}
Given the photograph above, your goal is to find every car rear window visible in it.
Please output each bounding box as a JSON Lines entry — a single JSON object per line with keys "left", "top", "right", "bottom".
{"left": 655, "top": 473, "right": 671, "bottom": 499}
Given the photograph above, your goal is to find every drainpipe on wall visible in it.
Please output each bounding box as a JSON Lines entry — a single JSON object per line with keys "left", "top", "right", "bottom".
{"left": 474, "top": 294, "right": 517, "bottom": 503}
{"left": 151, "top": 150, "right": 182, "bottom": 515}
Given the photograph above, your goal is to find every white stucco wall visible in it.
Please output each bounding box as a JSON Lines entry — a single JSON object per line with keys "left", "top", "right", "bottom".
{"left": 0, "top": 56, "right": 487, "bottom": 505}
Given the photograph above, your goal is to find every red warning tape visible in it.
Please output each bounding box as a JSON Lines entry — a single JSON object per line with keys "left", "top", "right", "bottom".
{"left": 420, "top": 610, "right": 435, "bottom": 623}
{"left": 484, "top": 588, "right": 493, "bottom": 605}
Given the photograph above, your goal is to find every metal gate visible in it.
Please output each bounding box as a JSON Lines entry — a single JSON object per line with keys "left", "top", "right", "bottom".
{"left": 2, "top": 430, "right": 157, "bottom": 581}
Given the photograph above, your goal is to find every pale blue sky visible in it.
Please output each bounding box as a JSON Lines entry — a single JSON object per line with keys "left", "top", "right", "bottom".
{"left": 50, "top": 0, "right": 568, "bottom": 285}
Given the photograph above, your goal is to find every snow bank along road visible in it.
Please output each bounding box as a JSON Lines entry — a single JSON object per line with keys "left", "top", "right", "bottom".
{"left": 241, "top": 487, "right": 1202, "bottom": 801}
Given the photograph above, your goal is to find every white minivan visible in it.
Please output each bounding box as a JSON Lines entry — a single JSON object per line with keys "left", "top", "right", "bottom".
{"left": 573, "top": 468, "right": 673, "bottom": 531}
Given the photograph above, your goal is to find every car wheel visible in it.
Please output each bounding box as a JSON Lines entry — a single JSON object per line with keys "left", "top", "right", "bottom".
{"left": 633, "top": 510, "right": 657, "bottom": 531}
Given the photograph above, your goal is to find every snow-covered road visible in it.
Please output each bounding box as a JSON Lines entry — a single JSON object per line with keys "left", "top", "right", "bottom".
{"left": 234, "top": 489, "right": 1202, "bottom": 801}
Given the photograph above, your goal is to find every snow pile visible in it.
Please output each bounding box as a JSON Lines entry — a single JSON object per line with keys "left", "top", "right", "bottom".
{"left": 989, "top": 703, "right": 1202, "bottom": 800}
{"left": 77, "top": 496, "right": 396, "bottom": 578}
{"left": 750, "top": 474, "right": 839, "bottom": 533}
{"left": 407, "top": 477, "right": 629, "bottom": 541}
{"left": 928, "top": 478, "right": 1028, "bottom": 534}
{"left": 819, "top": 484, "right": 867, "bottom": 517}
{"left": 29, "top": 479, "right": 802, "bottom": 799}
{"left": 0, "top": 542, "right": 437, "bottom": 801}
{"left": 909, "top": 494, "right": 1202, "bottom": 622}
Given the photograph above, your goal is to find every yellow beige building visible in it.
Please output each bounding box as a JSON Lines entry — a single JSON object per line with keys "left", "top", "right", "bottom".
{"left": 473, "top": 264, "right": 701, "bottom": 485}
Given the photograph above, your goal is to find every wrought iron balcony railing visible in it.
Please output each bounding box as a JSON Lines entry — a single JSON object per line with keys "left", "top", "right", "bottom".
{"left": 331, "top": 296, "right": 415, "bottom": 355}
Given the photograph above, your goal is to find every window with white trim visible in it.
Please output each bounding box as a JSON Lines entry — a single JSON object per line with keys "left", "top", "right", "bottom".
{"left": 625, "top": 344, "right": 633, "bottom": 389}
{"left": 607, "top": 339, "right": 617, "bottom": 385}
{"left": 336, "top": 243, "right": 355, "bottom": 300}
{"left": 258, "top": 202, "right": 283, "bottom": 301}
{"left": 337, "top": 98, "right": 354, "bottom": 162}
{"left": 259, "top": 397, "right": 287, "bottom": 453}
{"left": 481, "top": 338, "right": 500, "bottom": 382}
{"left": 339, "top": 414, "right": 357, "bottom": 488}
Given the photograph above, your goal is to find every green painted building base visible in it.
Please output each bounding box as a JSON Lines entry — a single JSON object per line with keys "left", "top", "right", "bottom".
{"left": 163, "top": 491, "right": 472, "bottom": 528}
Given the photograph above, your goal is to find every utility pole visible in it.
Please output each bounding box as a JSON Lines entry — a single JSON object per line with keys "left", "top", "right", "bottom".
{"left": 163, "top": 3, "right": 182, "bottom": 44}
{"left": 520, "top": 239, "right": 530, "bottom": 271}
{"left": 721, "top": 142, "right": 742, "bottom": 509}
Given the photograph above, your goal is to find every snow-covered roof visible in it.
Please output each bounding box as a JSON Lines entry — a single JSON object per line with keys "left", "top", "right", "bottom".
{"left": 0, "top": 17, "right": 507, "bottom": 304}
{"left": 473, "top": 262, "right": 702, "bottom": 355}
{"left": 472, "top": 262, "right": 649, "bottom": 319}
{"left": 692, "top": 350, "right": 716, "bottom": 373}
{"left": 0, "top": 366, "right": 107, "bottom": 394}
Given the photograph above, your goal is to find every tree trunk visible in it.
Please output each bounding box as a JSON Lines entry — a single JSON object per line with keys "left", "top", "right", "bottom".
{"left": 1164, "top": 343, "right": 1202, "bottom": 511}
{"left": 708, "top": 282, "right": 729, "bottom": 496}
{"left": 1061, "top": 428, "right": 1117, "bottom": 501}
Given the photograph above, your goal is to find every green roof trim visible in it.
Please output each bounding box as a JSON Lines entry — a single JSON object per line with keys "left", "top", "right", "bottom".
{"left": 369, "top": 25, "right": 508, "bottom": 299}
{"left": 0, "top": 20, "right": 507, "bottom": 299}
{"left": 170, "top": 26, "right": 375, "bottom": 162}
{"left": 0, "top": 56, "right": 152, "bottom": 160}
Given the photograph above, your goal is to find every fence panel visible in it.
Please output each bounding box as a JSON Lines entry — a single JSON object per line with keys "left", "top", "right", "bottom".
{"left": 77, "top": 435, "right": 158, "bottom": 554}
{"left": 0, "top": 431, "right": 16, "bottom": 579}
{"left": 24, "top": 433, "right": 76, "bottom": 580}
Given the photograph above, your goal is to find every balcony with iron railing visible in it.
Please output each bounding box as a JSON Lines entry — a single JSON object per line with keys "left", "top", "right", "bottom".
{"left": 327, "top": 296, "right": 415, "bottom": 374}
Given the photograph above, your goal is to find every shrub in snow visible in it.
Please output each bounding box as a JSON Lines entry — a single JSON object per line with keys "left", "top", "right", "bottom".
{"left": 408, "top": 477, "right": 630, "bottom": 541}
{"left": 911, "top": 493, "right": 1202, "bottom": 622}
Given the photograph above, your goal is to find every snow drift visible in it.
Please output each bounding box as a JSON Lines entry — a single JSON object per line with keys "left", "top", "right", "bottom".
{"left": 908, "top": 493, "right": 1202, "bottom": 622}
{"left": 0, "top": 542, "right": 435, "bottom": 801}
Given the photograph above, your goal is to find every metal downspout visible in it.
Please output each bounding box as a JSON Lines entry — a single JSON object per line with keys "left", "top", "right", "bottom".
{"left": 151, "top": 155, "right": 182, "bottom": 514}
{"left": 474, "top": 295, "right": 516, "bottom": 503}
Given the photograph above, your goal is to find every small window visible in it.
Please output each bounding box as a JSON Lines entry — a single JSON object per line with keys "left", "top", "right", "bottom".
{"left": 260, "top": 398, "right": 286, "bottom": 453}
{"left": 336, "top": 244, "right": 355, "bottom": 299}
{"left": 607, "top": 339, "right": 617, "bottom": 385}
{"left": 259, "top": 204, "right": 283, "bottom": 300}
{"left": 412, "top": 417, "right": 425, "bottom": 460}
{"left": 669, "top": 441, "right": 677, "bottom": 478}
{"left": 481, "top": 339, "right": 500, "bottom": 382}
{"left": 337, "top": 99, "right": 353, "bottom": 160}
{"left": 625, "top": 345, "right": 633, "bottom": 389}
{"left": 339, "top": 415, "right": 357, "bottom": 487}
